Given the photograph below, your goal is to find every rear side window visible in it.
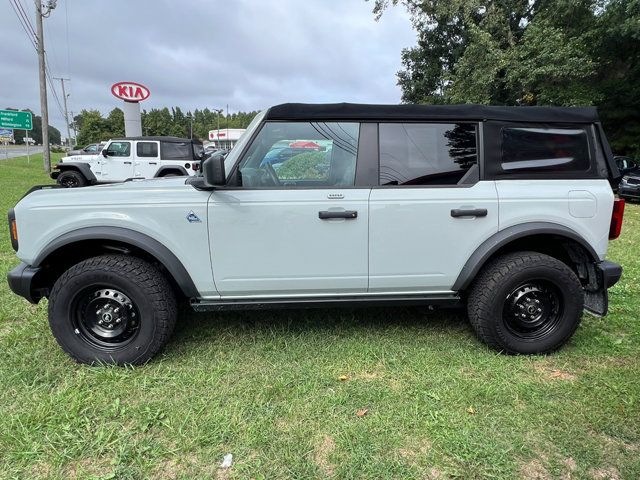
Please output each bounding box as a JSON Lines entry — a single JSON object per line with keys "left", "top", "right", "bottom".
{"left": 501, "top": 127, "right": 590, "bottom": 173}
{"left": 137, "top": 142, "right": 158, "bottom": 158}
{"left": 379, "top": 123, "right": 477, "bottom": 186}
{"left": 161, "top": 141, "right": 192, "bottom": 160}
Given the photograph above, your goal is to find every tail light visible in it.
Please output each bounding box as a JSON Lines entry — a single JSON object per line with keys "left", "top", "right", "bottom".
{"left": 193, "top": 163, "right": 200, "bottom": 171}
{"left": 609, "top": 198, "right": 625, "bottom": 240}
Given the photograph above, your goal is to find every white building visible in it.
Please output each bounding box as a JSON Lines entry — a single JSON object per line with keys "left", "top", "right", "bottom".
{"left": 208, "top": 128, "right": 246, "bottom": 150}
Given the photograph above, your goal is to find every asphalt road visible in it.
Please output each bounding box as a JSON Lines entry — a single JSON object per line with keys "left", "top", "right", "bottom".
{"left": 0, "top": 145, "right": 44, "bottom": 160}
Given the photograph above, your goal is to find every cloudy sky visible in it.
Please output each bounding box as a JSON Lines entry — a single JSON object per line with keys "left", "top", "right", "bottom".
{"left": 1, "top": 0, "right": 415, "bottom": 135}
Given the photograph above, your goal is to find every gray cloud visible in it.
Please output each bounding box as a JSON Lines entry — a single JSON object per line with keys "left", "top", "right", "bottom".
{"left": 0, "top": 0, "right": 414, "bottom": 134}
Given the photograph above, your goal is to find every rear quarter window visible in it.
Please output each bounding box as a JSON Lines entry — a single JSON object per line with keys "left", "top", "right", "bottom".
{"left": 501, "top": 127, "right": 590, "bottom": 173}
{"left": 161, "top": 141, "right": 192, "bottom": 160}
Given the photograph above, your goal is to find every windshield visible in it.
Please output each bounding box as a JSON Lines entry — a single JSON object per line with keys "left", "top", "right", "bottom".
{"left": 223, "top": 110, "right": 266, "bottom": 174}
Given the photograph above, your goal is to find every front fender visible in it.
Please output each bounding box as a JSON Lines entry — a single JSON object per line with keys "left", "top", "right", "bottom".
{"left": 52, "top": 162, "right": 98, "bottom": 184}
{"left": 33, "top": 226, "right": 199, "bottom": 298}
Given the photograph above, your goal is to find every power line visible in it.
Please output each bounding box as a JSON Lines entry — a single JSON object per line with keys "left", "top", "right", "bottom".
{"left": 9, "top": 0, "right": 37, "bottom": 50}
{"left": 46, "top": 69, "right": 65, "bottom": 118}
{"left": 64, "top": 0, "right": 71, "bottom": 76}
{"left": 10, "top": 0, "right": 66, "bottom": 124}
{"left": 44, "top": 16, "right": 62, "bottom": 77}
{"left": 15, "top": 0, "right": 37, "bottom": 39}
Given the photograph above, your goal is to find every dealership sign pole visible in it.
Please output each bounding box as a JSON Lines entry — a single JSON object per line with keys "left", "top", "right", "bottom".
{"left": 110, "top": 82, "right": 150, "bottom": 137}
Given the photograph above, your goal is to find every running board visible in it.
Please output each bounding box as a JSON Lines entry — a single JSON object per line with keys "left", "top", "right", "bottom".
{"left": 191, "top": 294, "right": 462, "bottom": 312}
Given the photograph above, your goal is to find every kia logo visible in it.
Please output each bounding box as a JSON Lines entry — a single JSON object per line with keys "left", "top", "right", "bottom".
{"left": 111, "top": 81, "right": 151, "bottom": 102}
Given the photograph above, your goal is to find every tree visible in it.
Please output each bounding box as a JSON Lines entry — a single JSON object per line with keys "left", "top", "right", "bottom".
{"left": 75, "top": 106, "right": 260, "bottom": 145}
{"left": 370, "top": 0, "right": 640, "bottom": 155}
{"left": 75, "top": 110, "right": 110, "bottom": 146}
{"left": 106, "top": 108, "right": 125, "bottom": 137}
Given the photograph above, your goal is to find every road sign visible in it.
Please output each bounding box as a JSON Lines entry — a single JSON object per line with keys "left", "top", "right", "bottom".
{"left": 0, "top": 110, "right": 33, "bottom": 130}
{"left": 0, "top": 128, "right": 13, "bottom": 141}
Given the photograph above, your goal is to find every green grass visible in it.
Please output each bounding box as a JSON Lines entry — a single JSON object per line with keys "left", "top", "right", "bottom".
{"left": 0, "top": 154, "right": 639, "bottom": 479}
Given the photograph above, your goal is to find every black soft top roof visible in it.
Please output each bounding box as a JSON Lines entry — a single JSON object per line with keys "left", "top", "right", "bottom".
{"left": 266, "top": 103, "right": 599, "bottom": 124}
{"left": 111, "top": 136, "right": 202, "bottom": 144}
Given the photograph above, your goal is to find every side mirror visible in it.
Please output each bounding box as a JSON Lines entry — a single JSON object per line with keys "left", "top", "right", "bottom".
{"left": 101, "top": 149, "right": 109, "bottom": 157}
{"left": 203, "top": 154, "right": 226, "bottom": 187}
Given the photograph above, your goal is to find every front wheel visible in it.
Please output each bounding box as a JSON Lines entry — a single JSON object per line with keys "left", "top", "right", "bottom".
{"left": 48, "top": 255, "right": 177, "bottom": 365}
{"left": 57, "top": 170, "right": 87, "bottom": 188}
{"left": 467, "top": 251, "right": 583, "bottom": 354}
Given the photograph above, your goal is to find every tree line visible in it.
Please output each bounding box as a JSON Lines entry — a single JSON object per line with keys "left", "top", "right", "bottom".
{"left": 370, "top": 0, "right": 639, "bottom": 156}
{"left": 73, "top": 107, "right": 259, "bottom": 146}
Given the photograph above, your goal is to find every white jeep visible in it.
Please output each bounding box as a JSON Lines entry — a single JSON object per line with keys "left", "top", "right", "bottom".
{"left": 51, "top": 136, "right": 204, "bottom": 187}
{"left": 8, "top": 103, "right": 624, "bottom": 365}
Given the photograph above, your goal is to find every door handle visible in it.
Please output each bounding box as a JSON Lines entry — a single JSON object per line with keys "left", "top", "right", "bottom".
{"left": 450, "top": 208, "right": 488, "bottom": 218}
{"left": 124, "top": 161, "right": 132, "bottom": 165}
{"left": 319, "top": 210, "right": 358, "bottom": 220}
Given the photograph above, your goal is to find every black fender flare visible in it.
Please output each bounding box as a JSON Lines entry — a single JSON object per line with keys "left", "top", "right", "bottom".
{"left": 155, "top": 165, "right": 189, "bottom": 177}
{"left": 452, "top": 222, "right": 600, "bottom": 291}
{"left": 33, "top": 226, "right": 199, "bottom": 298}
{"left": 52, "top": 162, "right": 98, "bottom": 184}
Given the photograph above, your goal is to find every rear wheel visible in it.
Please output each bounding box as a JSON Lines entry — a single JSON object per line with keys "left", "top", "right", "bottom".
{"left": 57, "top": 170, "right": 87, "bottom": 188}
{"left": 467, "top": 251, "right": 583, "bottom": 354}
{"left": 48, "top": 255, "right": 177, "bottom": 365}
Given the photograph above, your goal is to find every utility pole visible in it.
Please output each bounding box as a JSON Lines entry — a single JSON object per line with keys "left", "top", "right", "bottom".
{"left": 69, "top": 110, "right": 77, "bottom": 139}
{"left": 216, "top": 108, "right": 222, "bottom": 134}
{"left": 35, "top": 0, "right": 57, "bottom": 173}
{"left": 54, "top": 77, "right": 71, "bottom": 148}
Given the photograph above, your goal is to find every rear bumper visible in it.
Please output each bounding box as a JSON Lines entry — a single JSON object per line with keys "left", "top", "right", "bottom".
{"left": 7, "top": 262, "right": 43, "bottom": 304}
{"left": 600, "top": 260, "right": 622, "bottom": 289}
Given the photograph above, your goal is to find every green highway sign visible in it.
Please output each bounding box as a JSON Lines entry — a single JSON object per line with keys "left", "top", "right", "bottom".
{"left": 0, "top": 110, "right": 33, "bottom": 130}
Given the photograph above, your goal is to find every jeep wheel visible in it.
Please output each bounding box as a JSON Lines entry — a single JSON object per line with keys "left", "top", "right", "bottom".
{"left": 57, "top": 170, "right": 87, "bottom": 188}
{"left": 48, "top": 255, "right": 177, "bottom": 365}
{"left": 467, "top": 251, "right": 583, "bottom": 354}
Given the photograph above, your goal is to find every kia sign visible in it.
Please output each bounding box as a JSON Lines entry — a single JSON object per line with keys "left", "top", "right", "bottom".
{"left": 111, "top": 81, "right": 150, "bottom": 103}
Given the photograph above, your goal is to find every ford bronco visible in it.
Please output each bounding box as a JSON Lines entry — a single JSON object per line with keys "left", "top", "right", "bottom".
{"left": 7, "top": 103, "right": 624, "bottom": 365}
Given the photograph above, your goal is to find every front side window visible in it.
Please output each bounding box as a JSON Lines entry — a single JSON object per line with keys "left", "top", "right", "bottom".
{"left": 137, "top": 141, "right": 158, "bottom": 158}
{"left": 105, "top": 141, "right": 131, "bottom": 157}
{"left": 85, "top": 144, "right": 97, "bottom": 153}
{"left": 501, "top": 127, "right": 590, "bottom": 173}
{"left": 379, "top": 123, "right": 477, "bottom": 186}
{"left": 238, "top": 122, "right": 359, "bottom": 187}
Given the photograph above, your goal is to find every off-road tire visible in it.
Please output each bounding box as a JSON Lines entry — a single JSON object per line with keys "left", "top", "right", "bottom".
{"left": 467, "top": 251, "right": 583, "bottom": 354}
{"left": 57, "top": 170, "right": 87, "bottom": 188}
{"left": 48, "top": 254, "right": 177, "bottom": 365}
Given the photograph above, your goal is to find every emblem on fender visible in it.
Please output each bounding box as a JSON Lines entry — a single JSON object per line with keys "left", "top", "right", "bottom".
{"left": 186, "top": 211, "right": 201, "bottom": 223}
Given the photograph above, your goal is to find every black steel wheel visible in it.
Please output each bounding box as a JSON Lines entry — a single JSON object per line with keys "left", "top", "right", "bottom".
{"left": 468, "top": 251, "right": 583, "bottom": 354}
{"left": 48, "top": 255, "right": 177, "bottom": 365}
{"left": 71, "top": 287, "right": 141, "bottom": 350}
{"left": 502, "top": 281, "right": 563, "bottom": 341}
{"left": 57, "top": 170, "right": 87, "bottom": 188}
